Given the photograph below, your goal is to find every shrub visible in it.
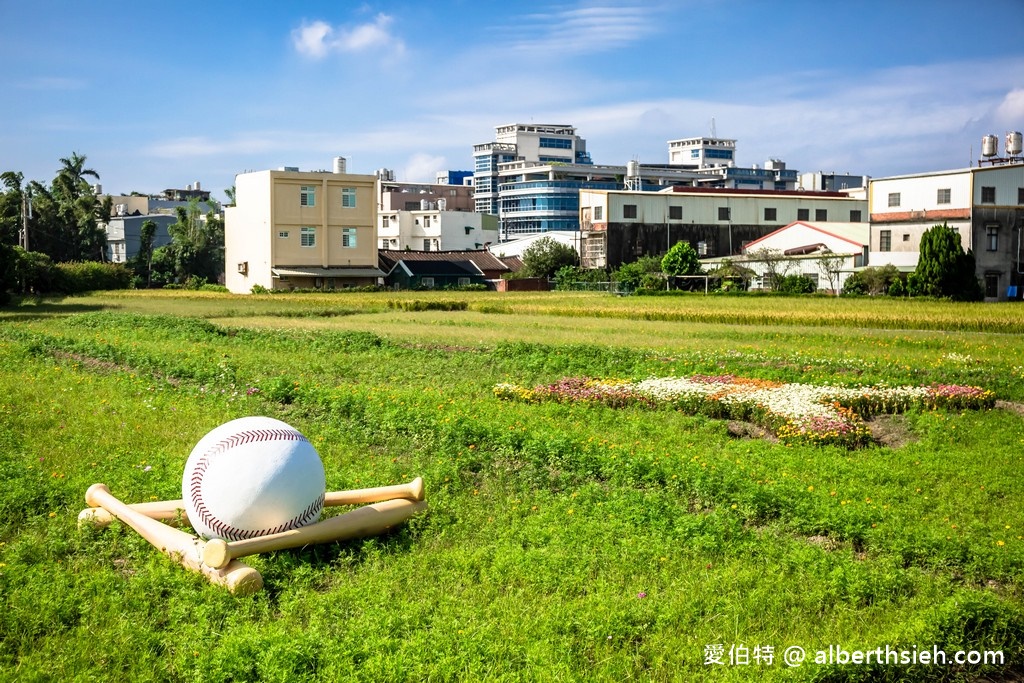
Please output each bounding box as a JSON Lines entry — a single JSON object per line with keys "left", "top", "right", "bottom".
{"left": 54, "top": 261, "right": 133, "bottom": 293}
{"left": 777, "top": 274, "right": 816, "bottom": 294}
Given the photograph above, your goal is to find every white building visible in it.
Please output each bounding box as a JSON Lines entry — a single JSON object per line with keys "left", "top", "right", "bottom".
{"left": 735, "top": 221, "right": 869, "bottom": 292}
{"left": 377, "top": 209, "right": 499, "bottom": 252}
{"left": 867, "top": 157, "right": 1024, "bottom": 300}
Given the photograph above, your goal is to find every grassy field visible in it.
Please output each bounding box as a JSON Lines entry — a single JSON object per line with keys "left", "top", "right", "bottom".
{"left": 1, "top": 290, "right": 1023, "bottom": 681}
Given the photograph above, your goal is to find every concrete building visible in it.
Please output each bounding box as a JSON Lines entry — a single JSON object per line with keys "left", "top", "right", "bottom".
{"left": 225, "top": 168, "right": 382, "bottom": 293}
{"left": 104, "top": 214, "right": 176, "bottom": 263}
{"left": 579, "top": 187, "right": 867, "bottom": 270}
{"left": 799, "top": 172, "right": 870, "bottom": 192}
{"left": 728, "top": 221, "right": 869, "bottom": 293}
{"left": 474, "top": 124, "right": 802, "bottom": 240}
{"left": 378, "top": 209, "right": 499, "bottom": 251}
{"left": 867, "top": 158, "right": 1024, "bottom": 300}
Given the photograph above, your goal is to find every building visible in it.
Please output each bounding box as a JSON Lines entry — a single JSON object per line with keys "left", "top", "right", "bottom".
{"left": 377, "top": 175, "right": 497, "bottom": 251}
{"left": 867, "top": 156, "right": 1024, "bottom": 300}
{"left": 487, "top": 231, "right": 581, "bottom": 259}
{"left": 799, "top": 172, "right": 870, "bottom": 192}
{"left": 473, "top": 124, "right": 802, "bottom": 240}
{"left": 378, "top": 209, "right": 498, "bottom": 252}
{"left": 579, "top": 187, "right": 867, "bottom": 270}
{"left": 434, "top": 170, "right": 473, "bottom": 186}
{"left": 378, "top": 249, "right": 519, "bottom": 289}
{"left": 716, "top": 221, "right": 869, "bottom": 292}
{"left": 104, "top": 214, "right": 176, "bottom": 263}
{"left": 224, "top": 168, "right": 382, "bottom": 293}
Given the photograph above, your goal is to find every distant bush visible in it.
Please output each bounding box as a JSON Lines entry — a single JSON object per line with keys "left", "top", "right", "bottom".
{"left": 777, "top": 274, "right": 816, "bottom": 294}
{"left": 199, "top": 284, "right": 229, "bottom": 293}
{"left": 54, "top": 261, "right": 133, "bottom": 293}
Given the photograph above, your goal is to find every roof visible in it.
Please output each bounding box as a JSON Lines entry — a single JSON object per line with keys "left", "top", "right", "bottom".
{"left": 378, "top": 249, "right": 512, "bottom": 273}
{"left": 499, "top": 255, "right": 524, "bottom": 272}
{"left": 743, "top": 221, "right": 870, "bottom": 252}
{"left": 272, "top": 266, "right": 385, "bottom": 278}
{"left": 392, "top": 260, "right": 484, "bottom": 277}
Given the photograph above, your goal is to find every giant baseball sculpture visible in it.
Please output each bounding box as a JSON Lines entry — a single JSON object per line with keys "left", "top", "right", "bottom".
{"left": 81, "top": 416, "right": 428, "bottom": 594}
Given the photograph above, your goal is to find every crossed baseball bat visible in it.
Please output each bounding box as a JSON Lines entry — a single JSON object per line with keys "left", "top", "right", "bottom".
{"left": 81, "top": 478, "right": 427, "bottom": 594}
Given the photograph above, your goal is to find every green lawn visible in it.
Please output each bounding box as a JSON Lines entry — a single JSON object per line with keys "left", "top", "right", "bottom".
{"left": 1, "top": 291, "right": 1022, "bottom": 681}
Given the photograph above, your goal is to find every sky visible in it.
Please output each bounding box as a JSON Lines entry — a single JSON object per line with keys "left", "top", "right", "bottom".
{"left": 2, "top": 0, "right": 1023, "bottom": 203}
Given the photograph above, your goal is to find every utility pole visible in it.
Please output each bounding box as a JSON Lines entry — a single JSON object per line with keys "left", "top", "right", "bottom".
{"left": 20, "top": 188, "right": 31, "bottom": 252}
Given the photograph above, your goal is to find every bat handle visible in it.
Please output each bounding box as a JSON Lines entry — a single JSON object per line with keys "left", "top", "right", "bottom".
{"left": 204, "top": 539, "right": 231, "bottom": 570}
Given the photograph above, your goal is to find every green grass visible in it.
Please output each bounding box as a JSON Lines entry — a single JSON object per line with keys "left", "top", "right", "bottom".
{"left": 0, "top": 291, "right": 1022, "bottom": 681}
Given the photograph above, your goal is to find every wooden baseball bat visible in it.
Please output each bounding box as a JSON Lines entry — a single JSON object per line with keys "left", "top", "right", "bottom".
{"left": 203, "top": 498, "right": 427, "bottom": 570}
{"left": 84, "top": 483, "right": 264, "bottom": 596}
{"left": 78, "top": 477, "right": 426, "bottom": 528}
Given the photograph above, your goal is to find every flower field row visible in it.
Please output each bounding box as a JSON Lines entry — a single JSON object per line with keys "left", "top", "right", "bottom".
{"left": 494, "top": 375, "right": 996, "bottom": 448}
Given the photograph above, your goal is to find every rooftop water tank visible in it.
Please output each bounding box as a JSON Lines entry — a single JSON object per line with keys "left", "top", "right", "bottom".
{"left": 1006, "top": 131, "right": 1023, "bottom": 157}
{"left": 333, "top": 156, "right": 347, "bottom": 174}
{"left": 982, "top": 134, "right": 999, "bottom": 157}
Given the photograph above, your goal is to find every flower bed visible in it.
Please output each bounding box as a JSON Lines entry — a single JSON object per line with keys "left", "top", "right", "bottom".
{"left": 494, "top": 375, "right": 995, "bottom": 448}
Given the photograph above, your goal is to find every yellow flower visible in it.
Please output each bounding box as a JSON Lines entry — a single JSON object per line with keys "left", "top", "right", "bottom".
{"left": 997, "top": 540, "right": 1005, "bottom": 547}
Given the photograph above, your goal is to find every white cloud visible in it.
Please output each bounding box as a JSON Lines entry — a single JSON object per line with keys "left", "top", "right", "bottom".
{"left": 498, "top": 3, "right": 660, "bottom": 55}
{"left": 993, "top": 88, "right": 1024, "bottom": 127}
{"left": 291, "top": 14, "right": 404, "bottom": 60}
{"left": 402, "top": 153, "right": 446, "bottom": 183}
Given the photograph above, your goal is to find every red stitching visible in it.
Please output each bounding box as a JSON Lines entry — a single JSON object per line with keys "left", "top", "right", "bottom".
{"left": 189, "top": 428, "right": 321, "bottom": 541}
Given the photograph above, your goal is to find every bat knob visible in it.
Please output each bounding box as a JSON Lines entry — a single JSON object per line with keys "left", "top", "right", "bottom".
{"left": 410, "top": 477, "right": 425, "bottom": 501}
{"left": 203, "top": 539, "right": 231, "bottom": 570}
{"left": 85, "top": 483, "right": 111, "bottom": 508}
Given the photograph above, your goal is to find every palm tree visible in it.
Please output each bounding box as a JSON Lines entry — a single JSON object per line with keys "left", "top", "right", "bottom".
{"left": 53, "top": 152, "right": 100, "bottom": 202}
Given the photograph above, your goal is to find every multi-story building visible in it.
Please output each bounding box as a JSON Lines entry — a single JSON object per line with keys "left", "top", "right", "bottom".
{"left": 868, "top": 158, "right": 1024, "bottom": 300}
{"left": 474, "top": 124, "right": 802, "bottom": 240}
{"left": 378, "top": 209, "right": 498, "bottom": 251}
{"left": 579, "top": 187, "right": 867, "bottom": 269}
{"left": 104, "top": 214, "right": 176, "bottom": 263}
{"left": 224, "top": 167, "right": 381, "bottom": 293}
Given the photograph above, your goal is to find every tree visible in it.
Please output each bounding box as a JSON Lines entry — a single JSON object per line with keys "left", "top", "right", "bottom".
{"left": 520, "top": 236, "right": 578, "bottom": 279}
{"left": 224, "top": 185, "right": 236, "bottom": 207}
{"left": 747, "top": 247, "right": 793, "bottom": 291}
{"left": 912, "top": 223, "right": 983, "bottom": 300}
{"left": 613, "top": 255, "right": 663, "bottom": 291}
{"left": 132, "top": 219, "right": 157, "bottom": 287}
{"left": 161, "top": 198, "right": 224, "bottom": 284}
{"left": 661, "top": 241, "right": 700, "bottom": 277}
{"left": 52, "top": 152, "right": 105, "bottom": 261}
{"left": 815, "top": 251, "right": 847, "bottom": 295}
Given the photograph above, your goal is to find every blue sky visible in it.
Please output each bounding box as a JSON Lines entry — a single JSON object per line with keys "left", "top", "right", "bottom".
{"left": 2, "top": 0, "right": 1023, "bottom": 203}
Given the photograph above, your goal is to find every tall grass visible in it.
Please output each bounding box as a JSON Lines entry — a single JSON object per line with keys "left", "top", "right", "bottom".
{"left": 0, "top": 295, "right": 1022, "bottom": 681}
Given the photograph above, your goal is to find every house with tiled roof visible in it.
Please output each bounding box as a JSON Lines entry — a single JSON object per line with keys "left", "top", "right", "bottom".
{"left": 378, "top": 249, "right": 521, "bottom": 289}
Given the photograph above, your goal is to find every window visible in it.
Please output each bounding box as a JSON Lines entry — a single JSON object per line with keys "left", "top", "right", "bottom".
{"left": 887, "top": 193, "right": 900, "bottom": 207}
{"left": 423, "top": 215, "right": 432, "bottom": 228}
{"left": 300, "top": 226, "right": 316, "bottom": 247}
{"left": 669, "top": 206, "right": 683, "bottom": 220}
{"left": 937, "top": 188, "right": 951, "bottom": 204}
{"left": 458, "top": 277, "right": 471, "bottom": 286}
{"left": 987, "top": 224, "right": 999, "bottom": 251}
{"left": 1018, "top": 187, "right": 1024, "bottom": 204}
{"left": 981, "top": 186, "right": 996, "bottom": 203}
{"left": 594, "top": 206, "right": 603, "bottom": 221}
{"left": 879, "top": 230, "right": 891, "bottom": 252}
{"left": 797, "top": 208, "right": 809, "bottom": 221}
{"left": 718, "top": 207, "right": 731, "bottom": 221}
{"left": 850, "top": 210, "right": 862, "bottom": 222}
{"left": 815, "top": 209, "right": 828, "bottom": 221}
{"left": 300, "top": 186, "right": 316, "bottom": 207}
{"left": 903, "top": 233, "right": 910, "bottom": 242}
{"left": 623, "top": 204, "right": 637, "bottom": 219}
{"left": 277, "top": 230, "right": 290, "bottom": 238}
{"left": 341, "top": 188, "right": 357, "bottom": 208}
{"left": 423, "top": 239, "right": 431, "bottom": 251}
{"left": 421, "top": 277, "right": 435, "bottom": 288}
{"left": 381, "top": 215, "right": 389, "bottom": 227}
{"left": 764, "top": 207, "right": 777, "bottom": 221}
{"left": 342, "top": 228, "right": 357, "bottom": 248}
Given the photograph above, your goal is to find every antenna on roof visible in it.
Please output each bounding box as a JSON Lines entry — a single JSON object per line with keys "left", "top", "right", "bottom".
{"left": 711, "top": 117, "right": 716, "bottom": 138}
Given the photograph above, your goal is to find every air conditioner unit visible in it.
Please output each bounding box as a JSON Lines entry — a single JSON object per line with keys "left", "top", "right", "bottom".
{"left": 237, "top": 262, "right": 248, "bottom": 275}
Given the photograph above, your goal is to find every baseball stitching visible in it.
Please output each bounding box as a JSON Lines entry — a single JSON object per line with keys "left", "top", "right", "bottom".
{"left": 189, "top": 428, "right": 323, "bottom": 541}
